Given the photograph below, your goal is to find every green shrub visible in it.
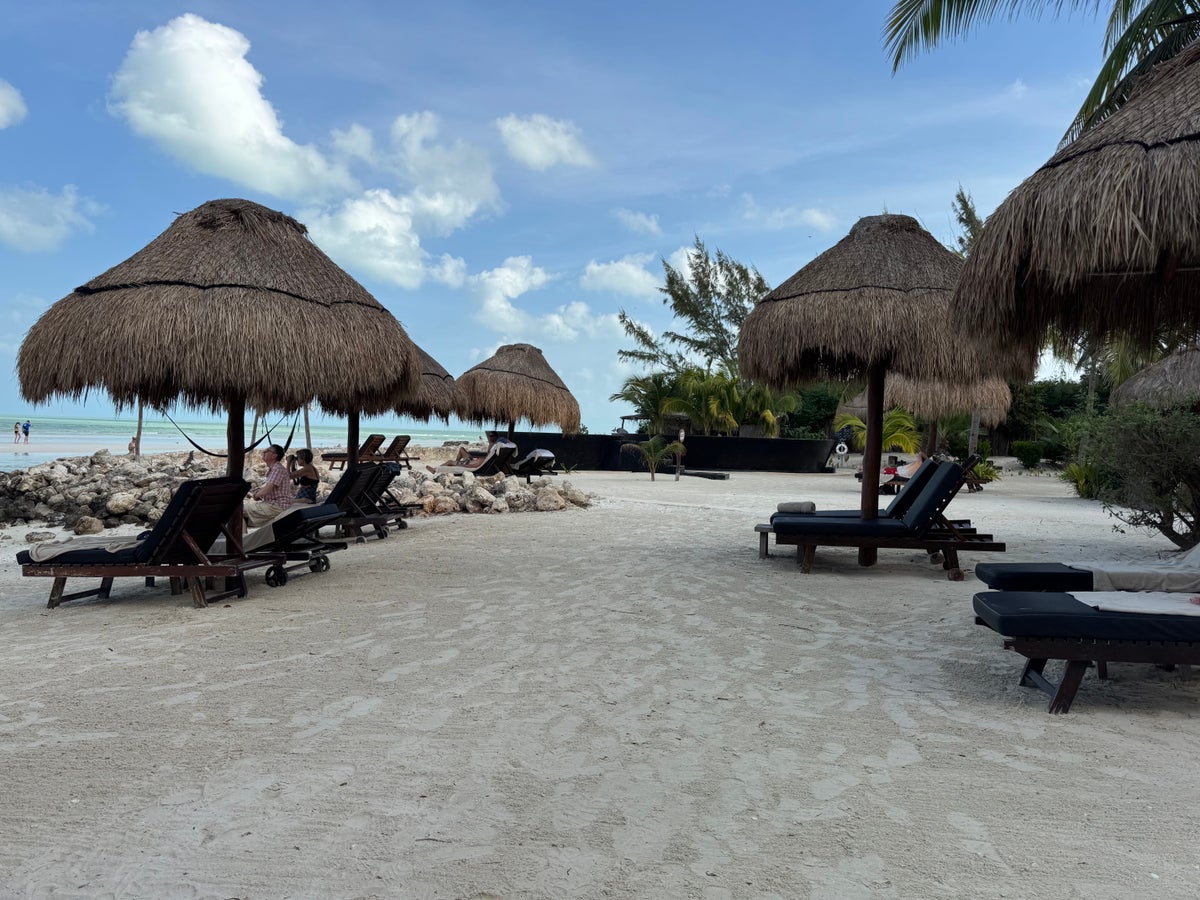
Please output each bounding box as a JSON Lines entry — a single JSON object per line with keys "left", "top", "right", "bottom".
{"left": 1011, "top": 440, "right": 1045, "bottom": 469}
{"left": 1042, "top": 440, "right": 1067, "bottom": 464}
{"left": 1085, "top": 403, "right": 1200, "bottom": 548}
{"left": 1060, "top": 461, "right": 1099, "bottom": 499}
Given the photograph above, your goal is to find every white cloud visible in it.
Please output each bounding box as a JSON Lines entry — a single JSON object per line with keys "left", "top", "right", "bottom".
{"left": 108, "top": 14, "right": 355, "bottom": 199}
{"left": 303, "top": 189, "right": 427, "bottom": 289}
{"left": 0, "top": 185, "right": 99, "bottom": 252}
{"left": 740, "top": 193, "right": 836, "bottom": 232}
{"left": 390, "top": 112, "right": 500, "bottom": 235}
{"left": 667, "top": 245, "right": 695, "bottom": 275}
{"left": 468, "top": 257, "right": 619, "bottom": 341}
{"left": 580, "top": 253, "right": 661, "bottom": 299}
{"left": 614, "top": 208, "right": 661, "bottom": 236}
{"left": 496, "top": 113, "right": 596, "bottom": 170}
{"left": 470, "top": 256, "right": 550, "bottom": 332}
{"left": 305, "top": 113, "right": 499, "bottom": 289}
{"left": 0, "top": 79, "right": 27, "bottom": 129}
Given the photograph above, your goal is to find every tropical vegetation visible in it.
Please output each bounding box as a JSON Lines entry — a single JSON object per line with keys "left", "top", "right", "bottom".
{"left": 620, "top": 436, "right": 687, "bottom": 481}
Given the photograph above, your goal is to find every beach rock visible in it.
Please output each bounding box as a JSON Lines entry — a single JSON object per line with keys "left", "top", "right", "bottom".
{"left": 106, "top": 492, "right": 139, "bottom": 514}
{"left": 563, "top": 485, "right": 591, "bottom": 507}
{"left": 418, "top": 480, "right": 446, "bottom": 498}
{"left": 535, "top": 486, "right": 566, "bottom": 511}
{"left": 464, "top": 485, "right": 497, "bottom": 513}
{"left": 73, "top": 516, "right": 104, "bottom": 535}
{"left": 25, "top": 530, "right": 55, "bottom": 543}
{"left": 430, "top": 495, "right": 460, "bottom": 515}
{"left": 505, "top": 488, "right": 535, "bottom": 511}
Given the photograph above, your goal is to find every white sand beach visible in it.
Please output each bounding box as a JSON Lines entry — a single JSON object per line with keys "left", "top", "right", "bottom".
{"left": 1, "top": 467, "right": 1198, "bottom": 898}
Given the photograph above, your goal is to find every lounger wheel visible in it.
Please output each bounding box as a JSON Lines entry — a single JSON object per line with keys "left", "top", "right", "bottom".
{"left": 309, "top": 556, "right": 331, "bottom": 573}
{"left": 265, "top": 565, "right": 288, "bottom": 588}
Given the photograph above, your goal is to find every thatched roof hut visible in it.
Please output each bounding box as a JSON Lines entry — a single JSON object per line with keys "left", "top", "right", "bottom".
{"left": 19, "top": 198, "right": 422, "bottom": 473}
{"left": 397, "top": 345, "right": 466, "bottom": 424}
{"left": 739, "top": 215, "right": 1031, "bottom": 385}
{"left": 954, "top": 42, "right": 1200, "bottom": 348}
{"left": 739, "top": 214, "right": 1028, "bottom": 528}
{"left": 1111, "top": 347, "right": 1200, "bottom": 408}
{"left": 457, "top": 343, "right": 581, "bottom": 433}
{"left": 885, "top": 375, "right": 1011, "bottom": 427}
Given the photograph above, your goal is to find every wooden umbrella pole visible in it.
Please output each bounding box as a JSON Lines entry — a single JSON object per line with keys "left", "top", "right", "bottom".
{"left": 858, "top": 363, "right": 885, "bottom": 567}
{"left": 508, "top": 420, "right": 515, "bottom": 441}
{"left": 925, "top": 419, "right": 939, "bottom": 456}
{"left": 226, "top": 395, "right": 246, "bottom": 558}
{"left": 347, "top": 410, "right": 360, "bottom": 467}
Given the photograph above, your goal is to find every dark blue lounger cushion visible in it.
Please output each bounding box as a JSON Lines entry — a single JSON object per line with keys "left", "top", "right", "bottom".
{"left": 771, "top": 463, "right": 961, "bottom": 537}
{"left": 16, "top": 542, "right": 144, "bottom": 566}
{"left": 974, "top": 562, "right": 1094, "bottom": 592}
{"left": 769, "top": 459, "right": 941, "bottom": 524}
{"left": 973, "top": 591, "right": 1200, "bottom": 643}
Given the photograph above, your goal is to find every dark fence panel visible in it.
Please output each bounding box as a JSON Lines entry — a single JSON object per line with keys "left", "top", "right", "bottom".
{"left": 508, "top": 432, "right": 835, "bottom": 473}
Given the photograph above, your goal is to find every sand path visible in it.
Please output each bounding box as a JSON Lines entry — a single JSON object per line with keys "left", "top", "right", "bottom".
{"left": 0, "top": 469, "right": 1197, "bottom": 898}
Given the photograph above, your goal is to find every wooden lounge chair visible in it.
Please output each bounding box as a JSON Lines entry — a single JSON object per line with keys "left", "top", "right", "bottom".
{"left": 975, "top": 550, "right": 1200, "bottom": 593}
{"left": 506, "top": 449, "right": 557, "bottom": 482}
{"left": 973, "top": 590, "right": 1200, "bottom": 713}
{"left": 322, "top": 434, "right": 386, "bottom": 471}
{"left": 17, "top": 476, "right": 280, "bottom": 609}
{"left": 324, "top": 465, "right": 392, "bottom": 541}
{"left": 234, "top": 503, "right": 348, "bottom": 586}
{"left": 764, "top": 461, "right": 1004, "bottom": 580}
{"left": 432, "top": 444, "right": 517, "bottom": 477}
{"left": 371, "top": 434, "right": 413, "bottom": 468}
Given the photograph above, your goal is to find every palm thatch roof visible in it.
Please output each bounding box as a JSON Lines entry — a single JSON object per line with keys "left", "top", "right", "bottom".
{"left": 838, "top": 378, "right": 1010, "bottom": 426}
{"left": 955, "top": 42, "right": 1200, "bottom": 348}
{"left": 738, "top": 214, "right": 1033, "bottom": 384}
{"left": 1111, "top": 347, "right": 1200, "bottom": 408}
{"left": 18, "top": 198, "right": 421, "bottom": 416}
{"left": 457, "top": 343, "right": 581, "bottom": 433}
{"left": 396, "top": 345, "right": 466, "bottom": 423}
{"left": 885, "top": 376, "right": 1011, "bottom": 427}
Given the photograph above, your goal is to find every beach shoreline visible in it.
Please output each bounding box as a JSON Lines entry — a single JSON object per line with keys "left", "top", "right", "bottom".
{"left": 2, "top": 468, "right": 1198, "bottom": 896}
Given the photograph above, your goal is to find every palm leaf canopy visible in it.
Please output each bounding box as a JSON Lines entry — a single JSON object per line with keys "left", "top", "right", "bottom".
{"left": 954, "top": 42, "right": 1200, "bottom": 350}
{"left": 1111, "top": 346, "right": 1200, "bottom": 408}
{"left": 457, "top": 343, "right": 581, "bottom": 433}
{"left": 397, "top": 345, "right": 466, "bottom": 424}
{"left": 839, "top": 377, "right": 1010, "bottom": 426}
{"left": 885, "top": 375, "right": 1011, "bottom": 427}
{"left": 18, "top": 198, "right": 421, "bottom": 416}
{"left": 738, "top": 214, "right": 1033, "bottom": 385}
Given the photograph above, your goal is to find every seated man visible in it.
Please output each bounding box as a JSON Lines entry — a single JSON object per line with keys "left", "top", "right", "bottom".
{"left": 244, "top": 444, "right": 295, "bottom": 530}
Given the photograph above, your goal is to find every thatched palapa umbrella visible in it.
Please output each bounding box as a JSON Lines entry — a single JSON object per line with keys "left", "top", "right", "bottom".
{"left": 395, "top": 345, "right": 467, "bottom": 423}
{"left": 1111, "top": 346, "right": 1200, "bottom": 408}
{"left": 739, "top": 215, "right": 1030, "bottom": 550}
{"left": 19, "top": 198, "right": 422, "bottom": 479}
{"left": 457, "top": 343, "right": 581, "bottom": 435}
{"left": 955, "top": 42, "right": 1200, "bottom": 349}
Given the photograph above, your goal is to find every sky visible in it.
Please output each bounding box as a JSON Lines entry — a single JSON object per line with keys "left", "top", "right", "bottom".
{"left": 0, "top": 1, "right": 1105, "bottom": 431}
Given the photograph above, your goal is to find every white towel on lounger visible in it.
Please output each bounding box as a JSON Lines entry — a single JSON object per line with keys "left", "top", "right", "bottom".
{"left": 1078, "top": 591, "right": 1200, "bottom": 617}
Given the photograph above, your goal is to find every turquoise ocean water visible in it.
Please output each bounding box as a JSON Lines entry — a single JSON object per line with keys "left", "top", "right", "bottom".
{"left": 0, "top": 413, "right": 484, "bottom": 472}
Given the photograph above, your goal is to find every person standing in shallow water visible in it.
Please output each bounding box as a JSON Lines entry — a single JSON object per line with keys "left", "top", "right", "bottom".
{"left": 12, "top": 422, "right": 19, "bottom": 443}
{"left": 22, "top": 420, "right": 30, "bottom": 443}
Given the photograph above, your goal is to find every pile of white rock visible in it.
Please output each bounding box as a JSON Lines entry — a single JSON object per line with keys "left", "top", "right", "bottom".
{"left": 0, "top": 450, "right": 591, "bottom": 535}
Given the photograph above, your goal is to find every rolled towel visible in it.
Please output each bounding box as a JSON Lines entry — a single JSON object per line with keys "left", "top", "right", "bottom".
{"left": 776, "top": 500, "right": 816, "bottom": 514}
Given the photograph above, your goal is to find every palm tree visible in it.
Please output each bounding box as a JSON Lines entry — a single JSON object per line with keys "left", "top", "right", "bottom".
{"left": 834, "top": 408, "right": 921, "bottom": 454}
{"left": 662, "top": 369, "right": 737, "bottom": 435}
{"left": 609, "top": 372, "right": 679, "bottom": 435}
{"left": 620, "top": 436, "right": 687, "bottom": 481}
{"left": 885, "top": 1, "right": 1200, "bottom": 144}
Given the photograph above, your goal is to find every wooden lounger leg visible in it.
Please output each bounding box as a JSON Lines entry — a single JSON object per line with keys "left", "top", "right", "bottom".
{"left": 1019, "top": 658, "right": 1087, "bottom": 714}
{"left": 799, "top": 545, "right": 816, "bottom": 573}
{"left": 942, "top": 548, "right": 964, "bottom": 581}
{"left": 188, "top": 578, "right": 208, "bottom": 609}
{"left": 759, "top": 531, "right": 769, "bottom": 559}
{"left": 47, "top": 577, "right": 67, "bottom": 609}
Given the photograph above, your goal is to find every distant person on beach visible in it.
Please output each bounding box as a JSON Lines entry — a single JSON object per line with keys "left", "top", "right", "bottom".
{"left": 429, "top": 431, "right": 514, "bottom": 473}
{"left": 12, "top": 422, "right": 19, "bottom": 443}
{"left": 895, "top": 451, "right": 927, "bottom": 481}
{"left": 22, "top": 420, "right": 30, "bottom": 443}
{"left": 287, "top": 448, "right": 320, "bottom": 503}
{"left": 128, "top": 436, "right": 138, "bottom": 456}
{"left": 243, "top": 444, "right": 294, "bottom": 530}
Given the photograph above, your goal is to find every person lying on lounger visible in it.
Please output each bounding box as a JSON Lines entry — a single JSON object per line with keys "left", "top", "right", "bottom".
{"left": 431, "top": 431, "right": 515, "bottom": 473}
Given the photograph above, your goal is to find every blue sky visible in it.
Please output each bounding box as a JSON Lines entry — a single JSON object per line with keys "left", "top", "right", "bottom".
{"left": 1, "top": 1, "right": 1103, "bottom": 430}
